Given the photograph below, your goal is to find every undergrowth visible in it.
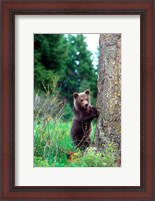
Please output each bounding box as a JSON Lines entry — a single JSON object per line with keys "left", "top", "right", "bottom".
{"left": 34, "top": 85, "right": 117, "bottom": 167}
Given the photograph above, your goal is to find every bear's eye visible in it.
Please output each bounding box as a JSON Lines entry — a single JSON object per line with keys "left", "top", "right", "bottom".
{"left": 81, "top": 99, "right": 83, "bottom": 102}
{"left": 86, "top": 99, "right": 88, "bottom": 101}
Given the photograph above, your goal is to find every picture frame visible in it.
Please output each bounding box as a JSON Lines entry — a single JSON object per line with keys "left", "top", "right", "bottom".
{"left": 0, "top": 0, "right": 154, "bottom": 200}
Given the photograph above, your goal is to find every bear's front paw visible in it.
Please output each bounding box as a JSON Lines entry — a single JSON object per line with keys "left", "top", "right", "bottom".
{"left": 91, "top": 106, "right": 99, "bottom": 118}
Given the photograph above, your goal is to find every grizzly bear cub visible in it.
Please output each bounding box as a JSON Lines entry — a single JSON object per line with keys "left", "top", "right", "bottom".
{"left": 70, "top": 89, "right": 99, "bottom": 149}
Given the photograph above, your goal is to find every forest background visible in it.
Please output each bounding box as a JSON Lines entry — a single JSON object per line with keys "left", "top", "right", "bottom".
{"left": 34, "top": 34, "right": 98, "bottom": 120}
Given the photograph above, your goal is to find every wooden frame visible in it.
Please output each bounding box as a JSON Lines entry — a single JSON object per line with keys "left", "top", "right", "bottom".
{"left": 0, "top": 0, "right": 154, "bottom": 200}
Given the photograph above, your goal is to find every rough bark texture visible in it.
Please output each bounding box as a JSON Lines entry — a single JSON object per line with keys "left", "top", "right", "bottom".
{"left": 95, "top": 34, "right": 121, "bottom": 163}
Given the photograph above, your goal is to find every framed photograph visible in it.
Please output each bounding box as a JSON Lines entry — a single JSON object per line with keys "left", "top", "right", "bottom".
{"left": 0, "top": 0, "right": 154, "bottom": 200}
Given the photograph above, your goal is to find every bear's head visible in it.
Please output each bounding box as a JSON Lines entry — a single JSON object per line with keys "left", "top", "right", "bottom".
{"left": 73, "top": 89, "right": 90, "bottom": 110}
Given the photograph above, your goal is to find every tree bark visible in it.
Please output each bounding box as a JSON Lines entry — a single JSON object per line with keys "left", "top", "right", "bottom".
{"left": 95, "top": 34, "right": 121, "bottom": 163}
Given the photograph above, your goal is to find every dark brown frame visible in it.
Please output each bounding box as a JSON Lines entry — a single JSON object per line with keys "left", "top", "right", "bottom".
{"left": 0, "top": 0, "right": 154, "bottom": 200}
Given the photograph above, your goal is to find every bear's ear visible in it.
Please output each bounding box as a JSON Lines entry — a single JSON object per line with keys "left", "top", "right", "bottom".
{"left": 85, "top": 89, "right": 90, "bottom": 95}
{"left": 73, "top": 92, "right": 79, "bottom": 99}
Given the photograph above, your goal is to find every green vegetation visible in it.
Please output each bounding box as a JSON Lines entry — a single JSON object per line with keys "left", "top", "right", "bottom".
{"left": 34, "top": 90, "right": 117, "bottom": 167}
{"left": 34, "top": 34, "right": 98, "bottom": 121}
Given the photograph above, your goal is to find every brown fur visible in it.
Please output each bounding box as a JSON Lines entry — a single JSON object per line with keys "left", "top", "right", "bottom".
{"left": 70, "top": 89, "right": 99, "bottom": 149}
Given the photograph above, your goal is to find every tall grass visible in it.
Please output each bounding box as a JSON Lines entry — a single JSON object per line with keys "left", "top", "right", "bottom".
{"left": 34, "top": 86, "right": 117, "bottom": 167}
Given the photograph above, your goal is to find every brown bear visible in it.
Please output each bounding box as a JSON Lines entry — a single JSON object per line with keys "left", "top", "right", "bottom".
{"left": 70, "top": 89, "right": 99, "bottom": 149}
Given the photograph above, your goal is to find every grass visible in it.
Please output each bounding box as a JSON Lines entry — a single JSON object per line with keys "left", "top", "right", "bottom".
{"left": 34, "top": 120, "right": 116, "bottom": 167}
{"left": 34, "top": 88, "right": 117, "bottom": 167}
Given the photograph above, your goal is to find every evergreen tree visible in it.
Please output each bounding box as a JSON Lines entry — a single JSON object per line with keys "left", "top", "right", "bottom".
{"left": 60, "top": 34, "right": 97, "bottom": 105}
{"left": 34, "top": 34, "right": 68, "bottom": 91}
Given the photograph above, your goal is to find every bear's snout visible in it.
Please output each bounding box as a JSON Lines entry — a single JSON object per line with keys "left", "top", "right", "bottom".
{"left": 83, "top": 102, "right": 89, "bottom": 109}
{"left": 85, "top": 103, "right": 88, "bottom": 107}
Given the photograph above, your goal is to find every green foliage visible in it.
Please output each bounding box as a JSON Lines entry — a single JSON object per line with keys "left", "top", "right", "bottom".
{"left": 34, "top": 34, "right": 68, "bottom": 91}
{"left": 34, "top": 121, "right": 74, "bottom": 167}
{"left": 34, "top": 156, "right": 50, "bottom": 167}
{"left": 62, "top": 103, "right": 73, "bottom": 121}
{"left": 68, "top": 147, "right": 115, "bottom": 167}
{"left": 34, "top": 90, "right": 118, "bottom": 167}
{"left": 60, "top": 34, "right": 97, "bottom": 105}
{"left": 34, "top": 120, "right": 116, "bottom": 167}
{"left": 34, "top": 34, "right": 98, "bottom": 106}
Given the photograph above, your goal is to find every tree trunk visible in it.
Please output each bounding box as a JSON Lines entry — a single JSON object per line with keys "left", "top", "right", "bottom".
{"left": 95, "top": 34, "right": 121, "bottom": 164}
